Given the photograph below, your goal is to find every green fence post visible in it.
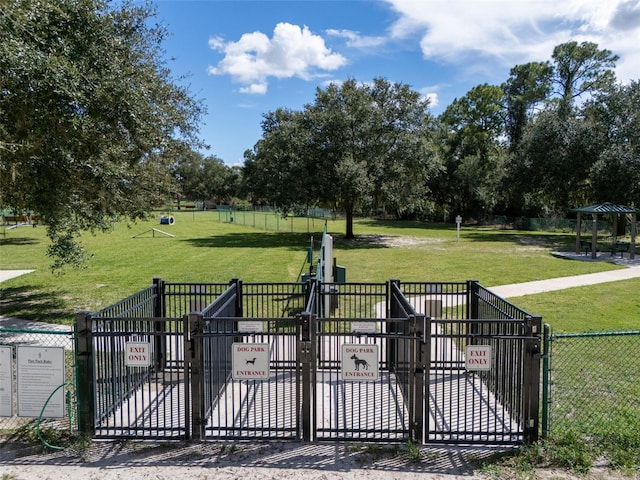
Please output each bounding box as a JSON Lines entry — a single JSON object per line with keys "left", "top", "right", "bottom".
{"left": 542, "top": 323, "right": 551, "bottom": 439}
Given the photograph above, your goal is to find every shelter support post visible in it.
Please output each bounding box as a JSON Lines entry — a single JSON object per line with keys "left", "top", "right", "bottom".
{"left": 591, "top": 215, "right": 598, "bottom": 259}
{"left": 631, "top": 213, "right": 637, "bottom": 260}
{"left": 575, "top": 213, "right": 582, "bottom": 255}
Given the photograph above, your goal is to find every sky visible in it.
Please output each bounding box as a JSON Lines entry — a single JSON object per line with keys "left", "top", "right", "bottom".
{"left": 150, "top": 0, "right": 640, "bottom": 166}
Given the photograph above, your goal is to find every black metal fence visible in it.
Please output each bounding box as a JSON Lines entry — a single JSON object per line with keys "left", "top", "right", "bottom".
{"left": 398, "top": 281, "right": 541, "bottom": 444}
{"left": 73, "top": 278, "right": 542, "bottom": 445}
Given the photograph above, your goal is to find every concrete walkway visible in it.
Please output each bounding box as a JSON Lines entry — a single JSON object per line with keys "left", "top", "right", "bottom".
{"left": 491, "top": 251, "right": 640, "bottom": 299}
{"left": 0, "top": 269, "right": 34, "bottom": 283}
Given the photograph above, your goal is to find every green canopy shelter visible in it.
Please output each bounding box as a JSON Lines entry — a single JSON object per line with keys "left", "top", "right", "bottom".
{"left": 571, "top": 203, "right": 638, "bottom": 259}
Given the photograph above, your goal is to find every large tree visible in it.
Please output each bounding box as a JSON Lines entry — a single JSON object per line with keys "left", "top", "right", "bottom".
{"left": 552, "top": 41, "right": 618, "bottom": 117}
{"left": 0, "top": 0, "right": 204, "bottom": 268}
{"left": 502, "top": 62, "right": 553, "bottom": 149}
{"left": 436, "top": 84, "right": 505, "bottom": 217}
{"left": 244, "top": 78, "right": 441, "bottom": 238}
{"left": 587, "top": 81, "right": 640, "bottom": 205}
{"left": 503, "top": 41, "right": 620, "bottom": 215}
{"left": 173, "top": 152, "right": 239, "bottom": 207}
{"left": 243, "top": 108, "right": 315, "bottom": 211}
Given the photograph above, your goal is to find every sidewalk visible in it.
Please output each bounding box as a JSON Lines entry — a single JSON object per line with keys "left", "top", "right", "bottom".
{"left": 491, "top": 251, "right": 640, "bottom": 298}
{"left": 0, "top": 269, "right": 34, "bottom": 282}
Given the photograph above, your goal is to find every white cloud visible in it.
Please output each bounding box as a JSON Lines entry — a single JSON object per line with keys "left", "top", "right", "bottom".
{"left": 383, "top": 0, "right": 640, "bottom": 81}
{"left": 419, "top": 89, "right": 438, "bottom": 108}
{"left": 325, "top": 28, "right": 387, "bottom": 48}
{"left": 208, "top": 22, "right": 347, "bottom": 94}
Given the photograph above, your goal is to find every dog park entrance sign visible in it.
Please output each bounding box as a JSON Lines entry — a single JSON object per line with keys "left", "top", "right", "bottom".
{"left": 232, "top": 343, "right": 270, "bottom": 380}
{"left": 341, "top": 344, "right": 379, "bottom": 381}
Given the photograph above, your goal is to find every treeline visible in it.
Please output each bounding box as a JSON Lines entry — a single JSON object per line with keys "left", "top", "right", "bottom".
{"left": 2, "top": 0, "right": 637, "bottom": 267}
{"left": 182, "top": 41, "right": 639, "bottom": 238}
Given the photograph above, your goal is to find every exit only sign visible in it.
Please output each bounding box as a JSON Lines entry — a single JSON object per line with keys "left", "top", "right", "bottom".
{"left": 465, "top": 344, "right": 492, "bottom": 371}
{"left": 125, "top": 342, "right": 152, "bottom": 367}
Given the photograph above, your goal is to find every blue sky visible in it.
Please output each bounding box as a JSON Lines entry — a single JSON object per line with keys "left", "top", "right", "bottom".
{"left": 151, "top": 0, "right": 640, "bottom": 166}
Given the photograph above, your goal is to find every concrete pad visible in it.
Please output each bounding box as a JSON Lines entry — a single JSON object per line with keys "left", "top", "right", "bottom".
{"left": 0, "top": 269, "right": 34, "bottom": 282}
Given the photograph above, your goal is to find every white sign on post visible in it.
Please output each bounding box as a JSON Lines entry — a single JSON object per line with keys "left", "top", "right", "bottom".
{"left": 465, "top": 345, "right": 492, "bottom": 371}
{"left": 232, "top": 343, "right": 270, "bottom": 380}
{"left": 17, "top": 346, "right": 65, "bottom": 418}
{"left": 341, "top": 344, "right": 379, "bottom": 381}
{"left": 125, "top": 342, "right": 152, "bottom": 367}
{"left": 0, "top": 346, "right": 13, "bottom": 417}
{"left": 455, "top": 215, "right": 462, "bottom": 241}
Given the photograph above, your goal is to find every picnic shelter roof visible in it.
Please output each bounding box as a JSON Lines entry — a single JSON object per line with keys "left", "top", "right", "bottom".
{"left": 571, "top": 202, "right": 639, "bottom": 215}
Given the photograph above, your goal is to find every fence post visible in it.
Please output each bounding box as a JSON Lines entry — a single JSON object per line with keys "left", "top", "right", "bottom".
{"left": 411, "top": 313, "right": 427, "bottom": 443}
{"left": 153, "top": 278, "right": 166, "bottom": 371}
{"left": 232, "top": 278, "right": 243, "bottom": 317}
{"left": 466, "top": 280, "right": 480, "bottom": 341}
{"left": 387, "top": 280, "right": 400, "bottom": 372}
{"left": 541, "top": 323, "right": 551, "bottom": 439}
{"left": 523, "top": 315, "right": 543, "bottom": 443}
{"left": 188, "top": 312, "right": 205, "bottom": 440}
{"left": 299, "top": 311, "right": 314, "bottom": 441}
{"left": 74, "top": 312, "right": 95, "bottom": 436}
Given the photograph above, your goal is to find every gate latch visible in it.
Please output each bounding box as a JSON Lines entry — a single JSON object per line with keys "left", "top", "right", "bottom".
{"left": 299, "top": 341, "right": 312, "bottom": 363}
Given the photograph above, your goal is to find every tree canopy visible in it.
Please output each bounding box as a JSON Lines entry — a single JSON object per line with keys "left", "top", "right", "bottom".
{"left": 0, "top": 0, "right": 204, "bottom": 268}
{"left": 244, "top": 78, "right": 442, "bottom": 238}
{"left": 2, "top": 10, "right": 637, "bottom": 264}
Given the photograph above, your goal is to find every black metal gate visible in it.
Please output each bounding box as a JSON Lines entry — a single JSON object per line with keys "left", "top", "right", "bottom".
{"left": 75, "top": 278, "right": 541, "bottom": 444}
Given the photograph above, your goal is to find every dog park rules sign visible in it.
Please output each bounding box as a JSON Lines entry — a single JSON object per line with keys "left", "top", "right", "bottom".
{"left": 232, "top": 343, "right": 270, "bottom": 380}
{"left": 341, "top": 344, "right": 379, "bottom": 381}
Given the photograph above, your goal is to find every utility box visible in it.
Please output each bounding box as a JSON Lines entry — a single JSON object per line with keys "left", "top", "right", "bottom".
{"left": 335, "top": 265, "right": 346, "bottom": 283}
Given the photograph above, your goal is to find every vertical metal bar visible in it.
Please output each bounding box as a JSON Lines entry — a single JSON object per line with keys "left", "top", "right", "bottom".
{"left": 189, "top": 312, "right": 205, "bottom": 440}
{"left": 153, "top": 278, "right": 167, "bottom": 372}
{"left": 300, "top": 312, "right": 312, "bottom": 441}
{"left": 310, "top": 313, "right": 317, "bottom": 441}
{"left": 410, "top": 314, "right": 426, "bottom": 443}
{"left": 466, "top": 280, "right": 480, "bottom": 342}
{"left": 541, "top": 323, "right": 551, "bottom": 439}
{"left": 75, "top": 312, "right": 95, "bottom": 436}
{"left": 522, "top": 315, "right": 542, "bottom": 443}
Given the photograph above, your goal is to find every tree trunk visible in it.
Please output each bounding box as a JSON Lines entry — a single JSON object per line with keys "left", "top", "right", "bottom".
{"left": 345, "top": 207, "right": 354, "bottom": 239}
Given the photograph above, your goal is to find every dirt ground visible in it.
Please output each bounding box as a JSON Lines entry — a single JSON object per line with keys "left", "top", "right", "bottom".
{"left": 1, "top": 439, "right": 637, "bottom": 480}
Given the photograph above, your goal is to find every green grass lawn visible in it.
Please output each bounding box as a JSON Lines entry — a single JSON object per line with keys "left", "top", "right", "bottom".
{"left": 0, "top": 211, "right": 633, "bottom": 332}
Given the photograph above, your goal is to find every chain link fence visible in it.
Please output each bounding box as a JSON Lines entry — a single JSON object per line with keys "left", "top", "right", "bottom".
{"left": 0, "top": 326, "right": 77, "bottom": 436}
{"left": 547, "top": 331, "right": 640, "bottom": 447}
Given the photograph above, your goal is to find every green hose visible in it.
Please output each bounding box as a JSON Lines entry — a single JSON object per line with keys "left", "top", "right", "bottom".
{"left": 36, "top": 382, "right": 71, "bottom": 451}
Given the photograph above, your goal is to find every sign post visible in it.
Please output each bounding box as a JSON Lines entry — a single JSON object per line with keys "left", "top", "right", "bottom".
{"left": 455, "top": 215, "right": 462, "bottom": 241}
